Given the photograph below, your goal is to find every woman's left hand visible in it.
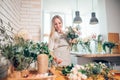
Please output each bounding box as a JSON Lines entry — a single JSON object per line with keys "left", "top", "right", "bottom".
{"left": 54, "top": 57, "right": 63, "bottom": 64}
{"left": 69, "top": 39, "right": 77, "bottom": 44}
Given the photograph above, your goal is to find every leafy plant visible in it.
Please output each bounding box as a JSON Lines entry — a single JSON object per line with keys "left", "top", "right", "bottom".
{"left": 0, "top": 19, "right": 53, "bottom": 70}
{"left": 1, "top": 36, "right": 53, "bottom": 71}
{"left": 103, "top": 41, "right": 116, "bottom": 53}
{"left": 62, "top": 64, "right": 74, "bottom": 76}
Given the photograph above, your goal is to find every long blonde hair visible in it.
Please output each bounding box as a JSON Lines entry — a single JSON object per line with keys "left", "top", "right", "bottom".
{"left": 49, "top": 15, "right": 63, "bottom": 39}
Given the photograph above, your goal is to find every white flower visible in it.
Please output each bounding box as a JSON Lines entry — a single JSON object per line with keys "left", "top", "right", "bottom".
{"left": 72, "top": 74, "right": 78, "bottom": 80}
{"left": 71, "top": 68, "right": 78, "bottom": 75}
{"left": 77, "top": 72, "right": 82, "bottom": 77}
{"left": 90, "top": 63, "right": 94, "bottom": 67}
{"left": 79, "top": 65, "right": 85, "bottom": 70}
{"left": 81, "top": 74, "right": 87, "bottom": 79}
{"left": 74, "top": 64, "right": 80, "bottom": 70}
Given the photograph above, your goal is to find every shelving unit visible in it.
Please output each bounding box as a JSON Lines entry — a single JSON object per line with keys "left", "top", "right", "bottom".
{"left": 70, "top": 52, "right": 120, "bottom": 65}
{"left": 72, "top": 53, "right": 120, "bottom": 58}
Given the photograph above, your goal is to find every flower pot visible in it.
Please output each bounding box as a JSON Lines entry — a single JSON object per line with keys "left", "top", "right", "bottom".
{"left": 37, "top": 54, "right": 48, "bottom": 74}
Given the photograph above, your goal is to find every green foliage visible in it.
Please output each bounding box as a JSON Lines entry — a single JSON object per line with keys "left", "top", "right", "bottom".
{"left": 62, "top": 64, "right": 74, "bottom": 76}
{"left": 66, "top": 26, "right": 79, "bottom": 40}
{"left": 62, "top": 62, "right": 111, "bottom": 78}
{"left": 0, "top": 19, "right": 53, "bottom": 71}
{"left": 83, "top": 62, "right": 110, "bottom": 77}
{"left": 103, "top": 41, "right": 116, "bottom": 53}
{"left": 78, "top": 40, "right": 92, "bottom": 53}
{"left": 1, "top": 37, "right": 52, "bottom": 71}
{"left": 97, "top": 34, "right": 103, "bottom": 42}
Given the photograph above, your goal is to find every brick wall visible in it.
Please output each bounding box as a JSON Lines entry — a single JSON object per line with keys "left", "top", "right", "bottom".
{"left": 0, "top": 0, "right": 42, "bottom": 41}
{"left": 20, "top": 0, "right": 41, "bottom": 41}
{"left": 0, "top": 0, "right": 21, "bottom": 32}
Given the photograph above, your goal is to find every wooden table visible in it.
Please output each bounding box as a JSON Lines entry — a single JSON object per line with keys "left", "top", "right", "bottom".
{"left": 2, "top": 69, "right": 120, "bottom": 80}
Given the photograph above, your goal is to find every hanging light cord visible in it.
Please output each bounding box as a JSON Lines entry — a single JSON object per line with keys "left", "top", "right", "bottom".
{"left": 92, "top": 0, "right": 94, "bottom": 11}
{"left": 76, "top": 0, "right": 78, "bottom": 10}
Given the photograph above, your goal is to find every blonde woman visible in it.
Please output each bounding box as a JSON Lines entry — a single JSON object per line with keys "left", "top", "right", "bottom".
{"left": 48, "top": 15, "right": 71, "bottom": 66}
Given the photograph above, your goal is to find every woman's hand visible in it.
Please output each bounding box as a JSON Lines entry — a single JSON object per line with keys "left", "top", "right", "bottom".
{"left": 69, "top": 39, "right": 77, "bottom": 44}
{"left": 54, "top": 57, "right": 63, "bottom": 64}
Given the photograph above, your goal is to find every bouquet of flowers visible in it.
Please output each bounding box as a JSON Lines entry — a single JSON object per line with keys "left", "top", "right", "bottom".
{"left": 62, "top": 62, "right": 113, "bottom": 80}
{"left": 65, "top": 26, "right": 81, "bottom": 51}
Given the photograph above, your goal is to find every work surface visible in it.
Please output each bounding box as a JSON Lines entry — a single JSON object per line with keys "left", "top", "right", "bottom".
{"left": 2, "top": 68, "right": 120, "bottom": 80}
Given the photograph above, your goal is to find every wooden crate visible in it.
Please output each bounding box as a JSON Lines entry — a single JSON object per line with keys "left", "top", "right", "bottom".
{"left": 108, "top": 33, "right": 119, "bottom": 53}
{"left": 108, "top": 33, "right": 119, "bottom": 43}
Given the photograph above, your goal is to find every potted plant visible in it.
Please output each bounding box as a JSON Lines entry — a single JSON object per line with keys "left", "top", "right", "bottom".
{"left": 1, "top": 36, "right": 53, "bottom": 69}
{"left": 0, "top": 20, "right": 53, "bottom": 77}
{"left": 1, "top": 35, "right": 53, "bottom": 77}
{"left": 103, "top": 41, "right": 116, "bottom": 54}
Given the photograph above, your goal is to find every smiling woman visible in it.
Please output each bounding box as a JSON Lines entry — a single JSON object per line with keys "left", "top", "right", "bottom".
{"left": 43, "top": 12, "right": 72, "bottom": 42}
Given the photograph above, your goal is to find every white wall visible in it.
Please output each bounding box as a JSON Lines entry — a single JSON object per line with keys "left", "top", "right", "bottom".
{"left": 105, "top": 0, "right": 120, "bottom": 35}
{"left": 42, "top": 0, "right": 76, "bottom": 13}
{"left": 98, "top": 0, "right": 108, "bottom": 40}
{"left": 42, "top": 0, "right": 98, "bottom": 16}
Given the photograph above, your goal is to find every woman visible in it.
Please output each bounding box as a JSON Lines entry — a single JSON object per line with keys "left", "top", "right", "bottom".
{"left": 48, "top": 15, "right": 71, "bottom": 66}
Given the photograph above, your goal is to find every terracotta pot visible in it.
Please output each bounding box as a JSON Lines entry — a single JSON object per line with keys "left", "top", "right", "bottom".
{"left": 37, "top": 54, "right": 48, "bottom": 74}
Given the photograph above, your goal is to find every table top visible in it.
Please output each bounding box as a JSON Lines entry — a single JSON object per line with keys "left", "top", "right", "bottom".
{"left": 2, "top": 68, "right": 120, "bottom": 80}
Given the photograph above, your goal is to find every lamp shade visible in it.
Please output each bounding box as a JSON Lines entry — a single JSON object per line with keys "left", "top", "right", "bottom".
{"left": 90, "top": 12, "right": 98, "bottom": 25}
{"left": 73, "top": 11, "right": 82, "bottom": 24}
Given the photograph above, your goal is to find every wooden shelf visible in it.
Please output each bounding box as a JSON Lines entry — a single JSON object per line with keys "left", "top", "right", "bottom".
{"left": 70, "top": 52, "right": 120, "bottom": 58}
{"left": 77, "top": 54, "right": 120, "bottom": 58}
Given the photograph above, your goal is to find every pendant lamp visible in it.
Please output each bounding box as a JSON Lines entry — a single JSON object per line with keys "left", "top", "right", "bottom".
{"left": 73, "top": 11, "right": 82, "bottom": 24}
{"left": 73, "top": 0, "right": 82, "bottom": 24}
{"left": 90, "top": 12, "right": 98, "bottom": 24}
{"left": 89, "top": 0, "right": 99, "bottom": 25}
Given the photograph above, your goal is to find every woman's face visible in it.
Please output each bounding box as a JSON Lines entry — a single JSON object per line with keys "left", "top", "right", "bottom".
{"left": 54, "top": 18, "right": 62, "bottom": 33}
